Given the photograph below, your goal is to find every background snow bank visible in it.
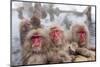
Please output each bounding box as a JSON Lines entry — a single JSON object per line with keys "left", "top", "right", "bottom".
{"left": 11, "top": 2, "right": 96, "bottom": 65}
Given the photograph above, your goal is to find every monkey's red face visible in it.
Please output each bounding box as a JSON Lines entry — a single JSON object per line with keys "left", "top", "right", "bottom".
{"left": 31, "top": 33, "right": 43, "bottom": 48}
{"left": 49, "top": 27, "right": 63, "bottom": 44}
{"left": 77, "top": 27, "right": 86, "bottom": 44}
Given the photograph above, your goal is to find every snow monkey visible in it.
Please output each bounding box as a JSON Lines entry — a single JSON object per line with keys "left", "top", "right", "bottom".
{"left": 47, "top": 24, "right": 72, "bottom": 63}
{"left": 20, "top": 18, "right": 32, "bottom": 45}
{"left": 70, "top": 22, "right": 89, "bottom": 47}
{"left": 20, "top": 15, "right": 41, "bottom": 45}
{"left": 33, "top": 3, "right": 47, "bottom": 19}
{"left": 22, "top": 28, "right": 49, "bottom": 65}
{"left": 30, "top": 16, "right": 42, "bottom": 29}
{"left": 69, "top": 22, "right": 95, "bottom": 62}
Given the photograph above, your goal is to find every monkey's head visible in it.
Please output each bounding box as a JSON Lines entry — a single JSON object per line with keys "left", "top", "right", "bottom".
{"left": 49, "top": 25, "right": 64, "bottom": 45}
{"left": 25, "top": 28, "right": 48, "bottom": 52}
{"left": 70, "top": 22, "right": 89, "bottom": 47}
{"left": 30, "top": 16, "right": 41, "bottom": 29}
{"left": 34, "top": 3, "right": 41, "bottom": 9}
{"left": 20, "top": 18, "right": 32, "bottom": 32}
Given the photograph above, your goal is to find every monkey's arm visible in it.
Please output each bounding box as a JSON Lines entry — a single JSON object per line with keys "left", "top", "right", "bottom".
{"left": 88, "top": 46, "right": 96, "bottom": 51}
{"left": 27, "top": 54, "right": 47, "bottom": 64}
{"left": 76, "top": 48, "right": 95, "bottom": 57}
{"left": 22, "top": 40, "right": 33, "bottom": 64}
{"left": 59, "top": 51, "right": 72, "bottom": 62}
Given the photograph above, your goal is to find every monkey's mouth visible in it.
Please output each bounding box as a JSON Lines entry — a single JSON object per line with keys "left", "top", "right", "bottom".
{"left": 31, "top": 35, "right": 42, "bottom": 47}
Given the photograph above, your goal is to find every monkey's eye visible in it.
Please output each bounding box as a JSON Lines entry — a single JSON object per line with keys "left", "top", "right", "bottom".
{"left": 54, "top": 30, "right": 59, "bottom": 32}
{"left": 50, "top": 30, "right": 62, "bottom": 38}
{"left": 53, "top": 29, "right": 62, "bottom": 33}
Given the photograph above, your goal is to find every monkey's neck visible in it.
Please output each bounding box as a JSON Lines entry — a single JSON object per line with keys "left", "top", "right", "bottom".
{"left": 53, "top": 41, "right": 66, "bottom": 47}
{"left": 51, "top": 44, "right": 65, "bottom": 51}
{"left": 32, "top": 50, "right": 46, "bottom": 54}
{"left": 32, "top": 25, "right": 42, "bottom": 29}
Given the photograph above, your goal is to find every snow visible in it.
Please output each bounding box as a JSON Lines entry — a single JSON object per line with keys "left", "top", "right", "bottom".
{"left": 11, "top": 2, "right": 96, "bottom": 65}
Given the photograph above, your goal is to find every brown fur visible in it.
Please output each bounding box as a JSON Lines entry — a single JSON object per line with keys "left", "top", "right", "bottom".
{"left": 30, "top": 16, "right": 42, "bottom": 29}
{"left": 70, "top": 22, "right": 89, "bottom": 48}
{"left": 22, "top": 28, "right": 49, "bottom": 65}
{"left": 69, "top": 22, "right": 95, "bottom": 62}
{"left": 47, "top": 25, "right": 72, "bottom": 63}
{"left": 20, "top": 16, "right": 42, "bottom": 45}
{"left": 33, "top": 3, "right": 47, "bottom": 19}
{"left": 20, "top": 18, "right": 32, "bottom": 45}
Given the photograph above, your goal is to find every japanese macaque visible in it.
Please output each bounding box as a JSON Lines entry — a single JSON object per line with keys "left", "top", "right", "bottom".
{"left": 20, "top": 16, "right": 42, "bottom": 45}
{"left": 30, "top": 16, "right": 43, "bottom": 29}
{"left": 22, "top": 28, "right": 49, "bottom": 65}
{"left": 69, "top": 22, "right": 95, "bottom": 62}
{"left": 20, "top": 18, "right": 32, "bottom": 45}
{"left": 47, "top": 24, "right": 72, "bottom": 63}
{"left": 70, "top": 22, "right": 90, "bottom": 47}
{"left": 33, "top": 3, "right": 47, "bottom": 19}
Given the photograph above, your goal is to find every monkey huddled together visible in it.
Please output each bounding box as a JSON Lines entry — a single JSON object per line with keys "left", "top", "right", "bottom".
{"left": 20, "top": 15, "right": 95, "bottom": 65}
